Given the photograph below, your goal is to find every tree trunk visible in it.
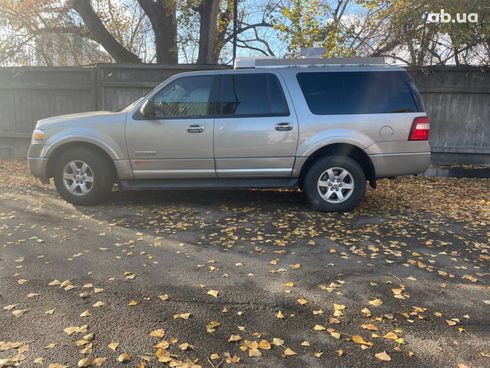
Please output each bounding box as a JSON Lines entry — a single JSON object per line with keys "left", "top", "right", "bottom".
{"left": 214, "top": 0, "right": 234, "bottom": 62}
{"left": 71, "top": 0, "right": 141, "bottom": 63}
{"left": 196, "top": 0, "right": 220, "bottom": 64}
{"left": 137, "top": 0, "right": 178, "bottom": 64}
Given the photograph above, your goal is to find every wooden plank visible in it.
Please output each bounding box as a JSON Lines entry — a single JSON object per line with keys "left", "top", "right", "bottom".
{"left": 419, "top": 87, "right": 490, "bottom": 94}
{"left": 0, "top": 84, "right": 92, "bottom": 91}
{"left": 0, "top": 132, "right": 31, "bottom": 138}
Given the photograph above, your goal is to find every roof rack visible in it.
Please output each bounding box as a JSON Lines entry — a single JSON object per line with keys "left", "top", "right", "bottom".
{"left": 234, "top": 56, "right": 386, "bottom": 69}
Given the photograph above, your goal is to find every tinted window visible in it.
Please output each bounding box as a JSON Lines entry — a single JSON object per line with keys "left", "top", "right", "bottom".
{"left": 153, "top": 75, "right": 215, "bottom": 118}
{"left": 297, "top": 71, "right": 419, "bottom": 115}
{"left": 218, "top": 74, "right": 289, "bottom": 116}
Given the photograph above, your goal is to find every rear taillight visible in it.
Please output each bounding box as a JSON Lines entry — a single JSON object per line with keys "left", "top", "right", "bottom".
{"left": 409, "top": 116, "right": 430, "bottom": 141}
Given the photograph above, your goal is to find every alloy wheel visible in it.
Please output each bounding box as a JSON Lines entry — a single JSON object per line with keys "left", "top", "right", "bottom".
{"left": 317, "top": 167, "right": 355, "bottom": 203}
{"left": 62, "top": 160, "right": 94, "bottom": 196}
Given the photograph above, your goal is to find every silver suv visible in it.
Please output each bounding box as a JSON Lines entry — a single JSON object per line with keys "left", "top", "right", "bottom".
{"left": 28, "top": 58, "right": 430, "bottom": 212}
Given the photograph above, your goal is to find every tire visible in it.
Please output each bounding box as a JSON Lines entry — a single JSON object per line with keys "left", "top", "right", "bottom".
{"left": 53, "top": 148, "right": 114, "bottom": 206}
{"left": 303, "top": 155, "right": 366, "bottom": 212}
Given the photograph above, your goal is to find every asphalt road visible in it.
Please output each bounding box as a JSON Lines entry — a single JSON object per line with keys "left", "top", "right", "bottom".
{"left": 0, "top": 160, "right": 489, "bottom": 368}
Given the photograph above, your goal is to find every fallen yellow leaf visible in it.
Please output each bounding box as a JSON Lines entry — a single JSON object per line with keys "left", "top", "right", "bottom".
{"left": 361, "top": 307, "right": 372, "bottom": 316}
{"left": 207, "top": 290, "right": 219, "bottom": 298}
{"left": 226, "top": 355, "right": 240, "bottom": 364}
{"left": 156, "top": 347, "right": 171, "bottom": 363}
{"left": 108, "top": 342, "right": 119, "bottom": 351}
{"left": 330, "top": 331, "right": 341, "bottom": 339}
{"left": 383, "top": 332, "right": 399, "bottom": 340}
{"left": 272, "top": 337, "right": 284, "bottom": 346}
{"left": 149, "top": 329, "right": 165, "bottom": 338}
{"left": 361, "top": 323, "right": 379, "bottom": 331}
{"left": 297, "top": 298, "right": 308, "bottom": 305}
{"left": 77, "top": 358, "right": 92, "bottom": 367}
{"left": 352, "top": 335, "right": 372, "bottom": 346}
{"left": 12, "top": 309, "right": 28, "bottom": 317}
{"left": 258, "top": 340, "right": 271, "bottom": 350}
{"left": 276, "top": 310, "right": 285, "bottom": 319}
{"left": 179, "top": 342, "right": 191, "bottom": 351}
{"left": 117, "top": 353, "right": 131, "bottom": 363}
{"left": 228, "top": 335, "right": 241, "bottom": 342}
{"left": 375, "top": 351, "right": 391, "bottom": 361}
{"left": 369, "top": 298, "right": 383, "bottom": 307}
{"left": 173, "top": 313, "right": 191, "bottom": 319}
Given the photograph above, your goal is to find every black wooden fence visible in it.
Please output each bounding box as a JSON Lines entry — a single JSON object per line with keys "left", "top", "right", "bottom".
{"left": 0, "top": 64, "right": 488, "bottom": 164}
{"left": 409, "top": 66, "right": 489, "bottom": 165}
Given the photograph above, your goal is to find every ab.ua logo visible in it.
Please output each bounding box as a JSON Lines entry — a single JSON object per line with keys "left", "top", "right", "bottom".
{"left": 425, "top": 9, "right": 478, "bottom": 23}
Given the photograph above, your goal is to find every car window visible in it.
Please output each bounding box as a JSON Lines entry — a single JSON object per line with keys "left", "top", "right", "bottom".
{"left": 297, "top": 71, "right": 419, "bottom": 115}
{"left": 218, "top": 73, "right": 289, "bottom": 117}
{"left": 153, "top": 75, "right": 215, "bottom": 118}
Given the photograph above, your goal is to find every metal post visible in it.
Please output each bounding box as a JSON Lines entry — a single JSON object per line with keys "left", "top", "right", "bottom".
{"left": 232, "top": 0, "right": 238, "bottom": 65}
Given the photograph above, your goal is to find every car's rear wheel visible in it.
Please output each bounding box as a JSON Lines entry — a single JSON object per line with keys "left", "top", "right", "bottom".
{"left": 304, "top": 155, "right": 366, "bottom": 212}
{"left": 53, "top": 148, "right": 114, "bottom": 205}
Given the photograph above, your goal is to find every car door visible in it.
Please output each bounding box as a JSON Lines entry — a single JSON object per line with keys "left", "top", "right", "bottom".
{"left": 214, "top": 72, "right": 298, "bottom": 178}
{"left": 126, "top": 75, "right": 217, "bottom": 179}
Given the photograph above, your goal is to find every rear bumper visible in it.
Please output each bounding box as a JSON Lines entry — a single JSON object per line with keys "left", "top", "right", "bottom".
{"left": 370, "top": 152, "right": 431, "bottom": 178}
{"left": 28, "top": 157, "right": 49, "bottom": 182}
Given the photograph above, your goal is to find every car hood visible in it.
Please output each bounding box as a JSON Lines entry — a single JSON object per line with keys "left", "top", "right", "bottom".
{"left": 36, "top": 111, "right": 118, "bottom": 129}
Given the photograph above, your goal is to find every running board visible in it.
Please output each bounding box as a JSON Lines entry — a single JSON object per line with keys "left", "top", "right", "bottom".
{"left": 119, "top": 178, "right": 299, "bottom": 191}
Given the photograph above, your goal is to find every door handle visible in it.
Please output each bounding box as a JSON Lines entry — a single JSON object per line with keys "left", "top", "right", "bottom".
{"left": 187, "top": 124, "right": 204, "bottom": 133}
{"left": 275, "top": 122, "right": 293, "bottom": 131}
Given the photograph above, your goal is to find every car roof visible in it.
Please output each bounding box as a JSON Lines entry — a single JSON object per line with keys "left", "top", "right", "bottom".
{"left": 172, "top": 65, "right": 407, "bottom": 79}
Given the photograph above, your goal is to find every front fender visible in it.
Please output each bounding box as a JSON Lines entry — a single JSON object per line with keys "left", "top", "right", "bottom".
{"left": 41, "top": 128, "right": 125, "bottom": 160}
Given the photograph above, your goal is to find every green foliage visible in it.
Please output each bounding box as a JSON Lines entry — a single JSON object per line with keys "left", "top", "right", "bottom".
{"left": 273, "top": 0, "right": 327, "bottom": 57}
{"left": 272, "top": 0, "right": 396, "bottom": 58}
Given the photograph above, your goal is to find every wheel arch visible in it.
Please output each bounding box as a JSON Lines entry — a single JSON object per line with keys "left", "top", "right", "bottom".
{"left": 46, "top": 141, "right": 117, "bottom": 180}
{"left": 298, "top": 143, "right": 376, "bottom": 188}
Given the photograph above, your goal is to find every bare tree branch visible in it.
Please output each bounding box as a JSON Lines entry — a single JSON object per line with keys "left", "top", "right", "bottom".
{"left": 71, "top": 0, "right": 141, "bottom": 63}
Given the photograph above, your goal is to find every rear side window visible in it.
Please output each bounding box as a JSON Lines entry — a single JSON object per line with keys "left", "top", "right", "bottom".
{"left": 297, "top": 71, "right": 420, "bottom": 115}
{"left": 217, "top": 73, "right": 289, "bottom": 117}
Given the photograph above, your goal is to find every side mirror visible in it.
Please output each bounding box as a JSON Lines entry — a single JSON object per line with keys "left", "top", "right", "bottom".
{"left": 140, "top": 99, "right": 156, "bottom": 118}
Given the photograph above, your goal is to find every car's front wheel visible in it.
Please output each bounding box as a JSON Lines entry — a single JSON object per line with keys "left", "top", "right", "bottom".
{"left": 53, "top": 148, "right": 114, "bottom": 206}
{"left": 304, "top": 155, "right": 366, "bottom": 212}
